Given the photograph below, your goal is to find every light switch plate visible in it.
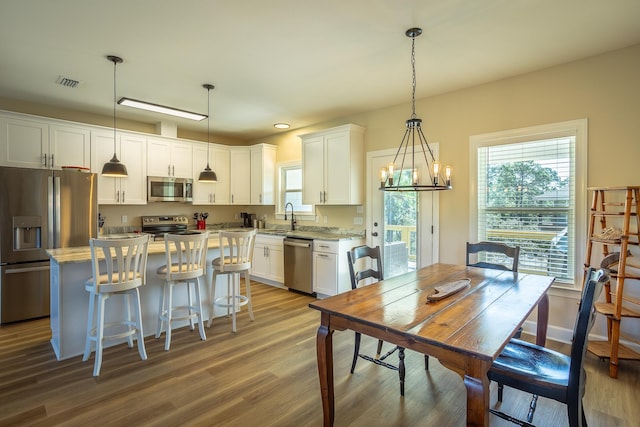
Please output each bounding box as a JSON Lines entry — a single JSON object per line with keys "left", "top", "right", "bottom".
{"left": 353, "top": 217, "right": 363, "bottom": 225}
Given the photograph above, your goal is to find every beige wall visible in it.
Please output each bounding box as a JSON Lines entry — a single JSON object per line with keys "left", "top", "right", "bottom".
{"left": 255, "top": 43, "right": 640, "bottom": 267}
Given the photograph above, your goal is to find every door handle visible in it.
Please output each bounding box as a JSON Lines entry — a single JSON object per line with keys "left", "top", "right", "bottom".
{"left": 371, "top": 232, "right": 378, "bottom": 237}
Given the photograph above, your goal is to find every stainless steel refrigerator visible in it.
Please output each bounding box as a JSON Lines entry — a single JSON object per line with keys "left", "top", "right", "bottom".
{"left": 0, "top": 166, "right": 97, "bottom": 324}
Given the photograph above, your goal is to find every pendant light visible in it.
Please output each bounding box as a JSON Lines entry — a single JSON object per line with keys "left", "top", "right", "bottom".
{"left": 101, "top": 55, "right": 128, "bottom": 177}
{"left": 379, "top": 28, "right": 452, "bottom": 192}
{"left": 198, "top": 84, "right": 218, "bottom": 182}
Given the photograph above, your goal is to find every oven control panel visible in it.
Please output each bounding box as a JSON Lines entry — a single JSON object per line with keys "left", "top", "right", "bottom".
{"left": 141, "top": 215, "right": 190, "bottom": 226}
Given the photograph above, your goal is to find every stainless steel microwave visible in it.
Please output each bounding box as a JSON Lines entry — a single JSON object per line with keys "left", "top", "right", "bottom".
{"left": 147, "top": 176, "right": 193, "bottom": 202}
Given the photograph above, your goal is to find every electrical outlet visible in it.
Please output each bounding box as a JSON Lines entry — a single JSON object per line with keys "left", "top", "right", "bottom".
{"left": 121, "top": 215, "right": 127, "bottom": 224}
{"left": 356, "top": 205, "right": 363, "bottom": 214}
{"left": 353, "top": 217, "right": 363, "bottom": 225}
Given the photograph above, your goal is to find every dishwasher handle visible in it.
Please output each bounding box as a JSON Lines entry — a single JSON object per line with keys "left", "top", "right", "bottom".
{"left": 284, "top": 240, "right": 312, "bottom": 248}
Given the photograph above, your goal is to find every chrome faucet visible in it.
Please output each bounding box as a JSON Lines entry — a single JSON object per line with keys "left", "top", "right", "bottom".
{"left": 284, "top": 202, "right": 296, "bottom": 231}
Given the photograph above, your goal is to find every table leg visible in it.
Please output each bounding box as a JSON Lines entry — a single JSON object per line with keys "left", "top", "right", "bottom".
{"left": 463, "top": 360, "right": 491, "bottom": 427}
{"left": 316, "top": 313, "right": 334, "bottom": 427}
{"left": 536, "top": 293, "right": 550, "bottom": 346}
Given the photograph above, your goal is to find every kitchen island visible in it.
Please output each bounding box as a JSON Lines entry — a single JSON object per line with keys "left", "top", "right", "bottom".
{"left": 46, "top": 235, "right": 229, "bottom": 360}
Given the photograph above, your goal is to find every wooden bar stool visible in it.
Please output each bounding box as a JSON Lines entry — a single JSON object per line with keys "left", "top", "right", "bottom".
{"left": 82, "top": 234, "right": 150, "bottom": 376}
{"left": 208, "top": 229, "right": 257, "bottom": 332}
{"left": 156, "top": 231, "right": 209, "bottom": 350}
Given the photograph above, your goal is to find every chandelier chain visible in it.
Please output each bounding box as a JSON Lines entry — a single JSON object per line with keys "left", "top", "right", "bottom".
{"left": 411, "top": 34, "right": 417, "bottom": 119}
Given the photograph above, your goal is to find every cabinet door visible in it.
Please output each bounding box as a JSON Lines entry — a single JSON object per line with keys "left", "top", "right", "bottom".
{"left": 251, "top": 243, "right": 269, "bottom": 278}
{"left": 49, "top": 125, "right": 90, "bottom": 169}
{"left": 146, "top": 137, "right": 172, "bottom": 176}
{"left": 91, "top": 131, "right": 120, "bottom": 204}
{"left": 313, "top": 251, "right": 338, "bottom": 296}
{"left": 251, "top": 145, "right": 276, "bottom": 205}
{"left": 192, "top": 143, "right": 215, "bottom": 204}
{"left": 302, "top": 136, "right": 324, "bottom": 205}
{"left": 212, "top": 147, "right": 230, "bottom": 204}
{"left": 269, "top": 244, "right": 285, "bottom": 283}
{"left": 170, "top": 140, "right": 193, "bottom": 178}
{"left": 230, "top": 148, "right": 250, "bottom": 204}
{"left": 0, "top": 116, "right": 48, "bottom": 168}
{"left": 119, "top": 134, "right": 147, "bottom": 205}
{"left": 324, "top": 131, "right": 351, "bottom": 204}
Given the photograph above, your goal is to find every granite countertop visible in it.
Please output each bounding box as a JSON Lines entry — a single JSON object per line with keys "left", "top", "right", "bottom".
{"left": 48, "top": 227, "right": 364, "bottom": 265}
{"left": 47, "top": 232, "right": 221, "bottom": 264}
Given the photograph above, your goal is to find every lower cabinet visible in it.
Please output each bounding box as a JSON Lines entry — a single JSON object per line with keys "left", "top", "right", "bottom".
{"left": 251, "top": 235, "right": 284, "bottom": 285}
{"left": 313, "top": 239, "right": 363, "bottom": 297}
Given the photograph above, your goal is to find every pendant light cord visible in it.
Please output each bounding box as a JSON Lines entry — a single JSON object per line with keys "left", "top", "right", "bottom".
{"left": 113, "top": 58, "right": 117, "bottom": 150}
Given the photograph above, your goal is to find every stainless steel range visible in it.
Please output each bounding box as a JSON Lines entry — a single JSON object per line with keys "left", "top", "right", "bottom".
{"left": 141, "top": 215, "right": 191, "bottom": 241}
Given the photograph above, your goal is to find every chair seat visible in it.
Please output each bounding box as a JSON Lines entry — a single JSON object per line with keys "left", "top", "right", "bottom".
{"left": 212, "top": 256, "right": 251, "bottom": 272}
{"left": 85, "top": 272, "right": 143, "bottom": 293}
{"left": 491, "top": 338, "right": 569, "bottom": 394}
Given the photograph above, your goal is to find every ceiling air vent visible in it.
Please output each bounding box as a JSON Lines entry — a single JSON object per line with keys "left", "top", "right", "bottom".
{"left": 56, "top": 76, "right": 81, "bottom": 88}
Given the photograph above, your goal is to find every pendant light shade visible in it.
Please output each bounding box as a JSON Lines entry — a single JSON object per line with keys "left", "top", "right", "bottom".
{"left": 198, "top": 83, "right": 218, "bottom": 182}
{"left": 379, "top": 28, "right": 451, "bottom": 192}
{"left": 102, "top": 55, "right": 128, "bottom": 177}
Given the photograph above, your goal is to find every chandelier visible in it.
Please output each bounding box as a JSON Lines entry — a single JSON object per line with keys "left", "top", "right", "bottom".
{"left": 379, "top": 28, "right": 452, "bottom": 192}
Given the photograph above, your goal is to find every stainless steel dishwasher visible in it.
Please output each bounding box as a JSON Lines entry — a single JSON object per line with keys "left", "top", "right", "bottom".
{"left": 284, "top": 237, "right": 314, "bottom": 295}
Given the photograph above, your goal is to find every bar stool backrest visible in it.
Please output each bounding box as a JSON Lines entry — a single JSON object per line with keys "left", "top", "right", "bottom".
{"left": 162, "top": 231, "right": 209, "bottom": 282}
{"left": 89, "top": 234, "right": 150, "bottom": 293}
{"left": 217, "top": 229, "right": 257, "bottom": 273}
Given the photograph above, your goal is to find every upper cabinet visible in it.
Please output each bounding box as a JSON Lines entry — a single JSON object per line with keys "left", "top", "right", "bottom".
{"left": 301, "top": 124, "right": 365, "bottom": 205}
{"left": 91, "top": 131, "right": 147, "bottom": 205}
{"left": 229, "top": 147, "right": 251, "bottom": 205}
{"left": 192, "top": 143, "right": 230, "bottom": 205}
{"left": 0, "top": 113, "right": 90, "bottom": 169}
{"left": 147, "top": 137, "right": 192, "bottom": 178}
{"left": 250, "top": 144, "right": 277, "bottom": 205}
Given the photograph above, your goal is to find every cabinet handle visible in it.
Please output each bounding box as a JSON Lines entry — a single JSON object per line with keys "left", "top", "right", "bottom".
{"left": 324, "top": 191, "right": 327, "bottom": 203}
{"left": 232, "top": 194, "right": 234, "bottom": 203}
{"left": 50, "top": 154, "right": 54, "bottom": 168}
{"left": 43, "top": 154, "right": 48, "bottom": 168}
{"left": 172, "top": 165, "right": 175, "bottom": 176}
{"left": 122, "top": 191, "right": 125, "bottom": 203}
{"left": 116, "top": 190, "right": 120, "bottom": 203}
{"left": 213, "top": 193, "right": 215, "bottom": 203}
{"left": 319, "top": 245, "right": 330, "bottom": 249}
{"left": 168, "top": 165, "right": 171, "bottom": 176}
{"left": 260, "top": 194, "right": 262, "bottom": 204}
{"left": 317, "top": 254, "right": 329, "bottom": 258}
{"left": 319, "top": 191, "right": 323, "bottom": 203}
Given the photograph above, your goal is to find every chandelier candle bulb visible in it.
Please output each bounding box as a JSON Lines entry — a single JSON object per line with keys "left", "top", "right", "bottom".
{"left": 445, "top": 165, "right": 452, "bottom": 186}
{"left": 413, "top": 168, "right": 419, "bottom": 185}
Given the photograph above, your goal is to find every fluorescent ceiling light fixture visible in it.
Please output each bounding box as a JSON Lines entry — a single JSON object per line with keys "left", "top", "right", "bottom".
{"left": 118, "top": 97, "right": 207, "bottom": 121}
{"left": 274, "top": 123, "right": 290, "bottom": 129}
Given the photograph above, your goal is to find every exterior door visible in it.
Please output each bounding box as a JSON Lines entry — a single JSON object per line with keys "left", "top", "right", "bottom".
{"left": 367, "top": 149, "right": 439, "bottom": 278}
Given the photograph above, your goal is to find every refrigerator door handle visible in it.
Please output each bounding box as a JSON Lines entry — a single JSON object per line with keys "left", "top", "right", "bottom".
{"left": 48, "top": 175, "right": 54, "bottom": 249}
{"left": 54, "top": 176, "right": 61, "bottom": 248}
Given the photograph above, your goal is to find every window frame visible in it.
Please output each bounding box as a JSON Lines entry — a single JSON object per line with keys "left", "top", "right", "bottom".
{"left": 469, "top": 119, "right": 588, "bottom": 289}
{"left": 276, "top": 160, "right": 315, "bottom": 220}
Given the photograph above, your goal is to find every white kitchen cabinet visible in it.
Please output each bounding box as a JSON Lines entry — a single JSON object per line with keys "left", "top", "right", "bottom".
{"left": 0, "top": 113, "right": 90, "bottom": 169}
{"left": 147, "top": 137, "right": 192, "bottom": 178}
{"left": 250, "top": 144, "right": 277, "bottom": 205}
{"left": 312, "top": 239, "right": 363, "bottom": 297}
{"left": 91, "top": 131, "right": 147, "bottom": 205}
{"left": 251, "top": 235, "right": 285, "bottom": 285}
{"left": 301, "top": 124, "right": 364, "bottom": 205}
{"left": 192, "top": 143, "right": 230, "bottom": 205}
{"left": 229, "top": 147, "right": 251, "bottom": 205}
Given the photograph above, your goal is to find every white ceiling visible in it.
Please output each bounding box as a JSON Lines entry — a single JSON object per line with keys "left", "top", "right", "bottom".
{"left": 1, "top": 0, "right": 640, "bottom": 140}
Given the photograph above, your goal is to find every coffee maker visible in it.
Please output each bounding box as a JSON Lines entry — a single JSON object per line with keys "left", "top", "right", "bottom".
{"left": 240, "top": 212, "right": 256, "bottom": 228}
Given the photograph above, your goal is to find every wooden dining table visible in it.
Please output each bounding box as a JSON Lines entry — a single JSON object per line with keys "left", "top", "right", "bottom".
{"left": 309, "top": 262, "right": 553, "bottom": 427}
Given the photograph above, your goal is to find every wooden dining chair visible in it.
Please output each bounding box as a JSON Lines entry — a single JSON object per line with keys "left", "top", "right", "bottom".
{"left": 467, "top": 241, "right": 524, "bottom": 338}
{"left": 466, "top": 241, "right": 520, "bottom": 272}
{"left": 346, "top": 245, "right": 411, "bottom": 395}
{"left": 488, "top": 267, "right": 608, "bottom": 427}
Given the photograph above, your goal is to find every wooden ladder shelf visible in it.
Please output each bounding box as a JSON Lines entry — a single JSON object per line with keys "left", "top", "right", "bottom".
{"left": 585, "top": 186, "right": 640, "bottom": 378}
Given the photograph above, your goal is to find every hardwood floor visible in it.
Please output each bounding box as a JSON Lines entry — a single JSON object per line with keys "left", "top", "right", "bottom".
{"left": 1, "top": 282, "right": 638, "bottom": 426}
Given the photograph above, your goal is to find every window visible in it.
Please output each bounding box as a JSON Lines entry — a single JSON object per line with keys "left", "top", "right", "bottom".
{"left": 278, "top": 162, "right": 313, "bottom": 215}
{"left": 470, "top": 119, "right": 587, "bottom": 287}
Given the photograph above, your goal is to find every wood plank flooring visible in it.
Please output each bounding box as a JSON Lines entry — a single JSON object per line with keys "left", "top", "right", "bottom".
{"left": 0, "top": 282, "right": 638, "bottom": 426}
